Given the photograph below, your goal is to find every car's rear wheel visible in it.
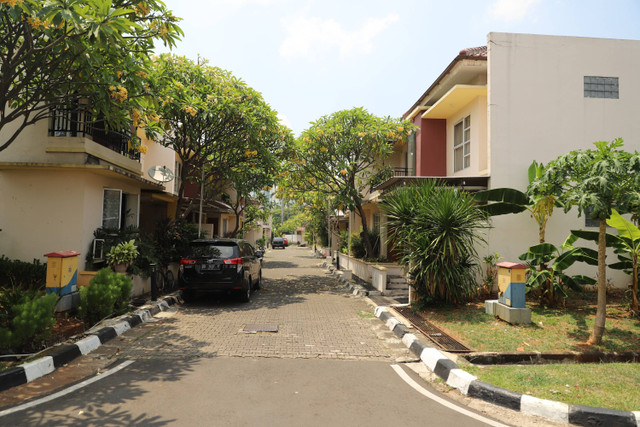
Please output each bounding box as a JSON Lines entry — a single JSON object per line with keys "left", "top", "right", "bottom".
{"left": 254, "top": 271, "right": 262, "bottom": 290}
{"left": 239, "top": 279, "right": 251, "bottom": 302}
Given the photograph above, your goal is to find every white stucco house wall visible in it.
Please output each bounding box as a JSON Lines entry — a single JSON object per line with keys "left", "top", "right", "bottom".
{"left": 0, "top": 109, "right": 179, "bottom": 270}
{"left": 374, "top": 32, "right": 640, "bottom": 287}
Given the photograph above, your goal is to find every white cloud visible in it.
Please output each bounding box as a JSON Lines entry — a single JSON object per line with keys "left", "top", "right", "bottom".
{"left": 277, "top": 113, "right": 293, "bottom": 130}
{"left": 279, "top": 13, "right": 400, "bottom": 61}
{"left": 488, "top": 0, "right": 541, "bottom": 22}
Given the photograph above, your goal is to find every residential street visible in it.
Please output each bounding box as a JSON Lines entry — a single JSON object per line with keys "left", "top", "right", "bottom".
{"left": 0, "top": 246, "right": 521, "bottom": 426}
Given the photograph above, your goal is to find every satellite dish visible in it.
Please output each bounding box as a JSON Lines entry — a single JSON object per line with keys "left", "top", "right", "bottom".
{"left": 148, "top": 165, "right": 175, "bottom": 182}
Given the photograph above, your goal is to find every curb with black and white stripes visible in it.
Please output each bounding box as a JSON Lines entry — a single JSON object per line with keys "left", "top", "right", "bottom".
{"left": 374, "top": 306, "right": 640, "bottom": 427}
{"left": 0, "top": 296, "right": 179, "bottom": 393}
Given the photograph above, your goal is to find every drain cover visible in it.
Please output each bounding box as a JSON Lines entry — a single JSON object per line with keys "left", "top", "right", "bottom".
{"left": 243, "top": 323, "right": 279, "bottom": 333}
{"left": 395, "top": 307, "right": 472, "bottom": 353}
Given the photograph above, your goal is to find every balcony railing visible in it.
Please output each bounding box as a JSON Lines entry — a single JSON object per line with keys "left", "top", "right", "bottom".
{"left": 391, "top": 167, "right": 410, "bottom": 177}
{"left": 49, "top": 107, "right": 140, "bottom": 161}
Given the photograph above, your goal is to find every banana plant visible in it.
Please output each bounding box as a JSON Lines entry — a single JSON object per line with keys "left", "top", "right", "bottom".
{"left": 518, "top": 236, "right": 597, "bottom": 307}
{"left": 474, "top": 161, "right": 558, "bottom": 243}
{"left": 571, "top": 209, "right": 640, "bottom": 315}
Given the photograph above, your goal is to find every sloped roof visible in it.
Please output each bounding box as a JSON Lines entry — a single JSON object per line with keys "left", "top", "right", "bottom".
{"left": 403, "top": 45, "right": 488, "bottom": 119}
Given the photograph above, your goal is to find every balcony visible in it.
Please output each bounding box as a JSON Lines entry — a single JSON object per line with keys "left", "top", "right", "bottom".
{"left": 49, "top": 108, "right": 139, "bottom": 161}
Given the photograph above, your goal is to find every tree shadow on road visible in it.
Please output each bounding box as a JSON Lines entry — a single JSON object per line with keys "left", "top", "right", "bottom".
{"left": 182, "top": 274, "right": 349, "bottom": 313}
{"left": 6, "top": 357, "right": 199, "bottom": 426}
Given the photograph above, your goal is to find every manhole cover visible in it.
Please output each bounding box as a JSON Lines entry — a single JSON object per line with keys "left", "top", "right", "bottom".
{"left": 242, "top": 323, "right": 279, "bottom": 333}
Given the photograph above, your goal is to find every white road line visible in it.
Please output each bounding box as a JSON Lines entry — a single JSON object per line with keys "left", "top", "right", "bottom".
{"left": 0, "top": 360, "right": 136, "bottom": 417}
{"left": 390, "top": 364, "right": 511, "bottom": 427}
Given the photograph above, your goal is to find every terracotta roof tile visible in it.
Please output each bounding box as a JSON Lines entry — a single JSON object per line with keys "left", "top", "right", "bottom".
{"left": 458, "top": 46, "right": 487, "bottom": 58}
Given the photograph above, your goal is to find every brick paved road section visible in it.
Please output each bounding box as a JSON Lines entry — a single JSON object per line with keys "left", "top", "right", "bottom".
{"left": 106, "top": 247, "right": 393, "bottom": 361}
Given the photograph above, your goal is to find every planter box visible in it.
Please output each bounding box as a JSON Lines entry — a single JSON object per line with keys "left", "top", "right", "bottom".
{"left": 337, "top": 253, "right": 405, "bottom": 291}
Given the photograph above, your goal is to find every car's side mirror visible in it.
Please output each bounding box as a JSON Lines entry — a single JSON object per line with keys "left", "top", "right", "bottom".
{"left": 255, "top": 250, "right": 263, "bottom": 258}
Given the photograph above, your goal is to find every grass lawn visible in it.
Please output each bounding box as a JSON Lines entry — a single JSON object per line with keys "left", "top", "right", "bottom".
{"left": 415, "top": 290, "right": 640, "bottom": 411}
{"left": 422, "top": 291, "right": 640, "bottom": 353}
{"left": 464, "top": 362, "right": 640, "bottom": 411}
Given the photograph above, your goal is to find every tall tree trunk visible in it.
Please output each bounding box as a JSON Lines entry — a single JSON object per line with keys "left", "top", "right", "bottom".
{"left": 632, "top": 254, "right": 639, "bottom": 316}
{"left": 588, "top": 219, "right": 607, "bottom": 345}
{"left": 230, "top": 209, "right": 242, "bottom": 237}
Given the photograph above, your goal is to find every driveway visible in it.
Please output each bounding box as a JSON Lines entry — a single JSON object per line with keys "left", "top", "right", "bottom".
{"left": 97, "top": 246, "right": 396, "bottom": 360}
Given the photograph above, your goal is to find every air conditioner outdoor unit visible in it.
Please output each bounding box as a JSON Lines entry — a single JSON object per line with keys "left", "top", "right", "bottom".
{"left": 93, "top": 239, "right": 105, "bottom": 262}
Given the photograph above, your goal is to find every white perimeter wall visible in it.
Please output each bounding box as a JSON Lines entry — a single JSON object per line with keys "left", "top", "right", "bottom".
{"left": 486, "top": 32, "right": 640, "bottom": 287}
{"left": 0, "top": 169, "right": 141, "bottom": 269}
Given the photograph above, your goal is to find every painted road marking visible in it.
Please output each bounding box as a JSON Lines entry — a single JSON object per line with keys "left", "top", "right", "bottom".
{"left": 0, "top": 360, "right": 136, "bottom": 417}
{"left": 390, "top": 364, "right": 511, "bottom": 427}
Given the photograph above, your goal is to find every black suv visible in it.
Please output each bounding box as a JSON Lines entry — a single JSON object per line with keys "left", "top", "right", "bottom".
{"left": 178, "top": 239, "right": 262, "bottom": 302}
{"left": 272, "top": 237, "right": 285, "bottom": 249}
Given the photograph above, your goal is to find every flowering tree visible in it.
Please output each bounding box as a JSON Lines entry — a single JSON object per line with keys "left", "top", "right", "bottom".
{"left": 149, "top": 54, "right": 291, "bottom": 217}
{"left": 0, "top": 0, "right": 182, "bottom": 152}
{"left": 286, "top": 107, "right": 415, "bottom": 258}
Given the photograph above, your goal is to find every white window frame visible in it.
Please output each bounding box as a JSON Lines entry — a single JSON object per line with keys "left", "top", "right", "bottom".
{"left": 454, "top": 115, "right": 471, "bottom": 172}
{"left": 102, "top": 188, "right": 122, "bottom": 229}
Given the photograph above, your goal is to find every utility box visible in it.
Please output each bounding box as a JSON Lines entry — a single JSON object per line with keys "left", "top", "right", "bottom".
{"left": 44, "top": 250, "right": 80, "bottom": 296}
{"left": 497, "top": 261, "right": 527, "bottom": 309}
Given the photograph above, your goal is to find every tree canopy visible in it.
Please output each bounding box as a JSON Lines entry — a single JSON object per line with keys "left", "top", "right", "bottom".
{"left": 148, "top": 54, "right": 293, "bottom": 217}
{"left": 0, "top": 0, "right": 182, "bottom": 152}
{"left": 534, "top": 139, "right": 640, "bottom": 344}
{"left": 283, "top": 107, "right": 415, "bottom": 258}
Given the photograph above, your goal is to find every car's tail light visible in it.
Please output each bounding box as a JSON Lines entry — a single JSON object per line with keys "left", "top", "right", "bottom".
{"left": 179, "top": 258, "right": 196, "bottom": 273}
{"left": 224, "top": 257, "right": 243, "bottom": 273}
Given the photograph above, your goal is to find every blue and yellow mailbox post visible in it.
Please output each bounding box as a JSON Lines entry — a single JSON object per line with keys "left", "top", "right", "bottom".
{"left": 485, "top": 261, "right": 531, "bottom": 324}
{"left": 497, "top": 261, "right": 527, "bottom": 308}
{"left": 44, "top": 250, "right": 80, "bottom": 296}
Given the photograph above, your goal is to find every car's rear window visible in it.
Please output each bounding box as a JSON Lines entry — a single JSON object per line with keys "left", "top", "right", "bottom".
{"left": 273, "top": 238, "right": 283, "bottom": 242}
{"left": 189, "top": 243, "right": 238, "bottom": 259}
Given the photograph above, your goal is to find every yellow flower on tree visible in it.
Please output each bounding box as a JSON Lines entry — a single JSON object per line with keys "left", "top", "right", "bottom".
{"left": 340, "top": 169, "right": 347, "bottom": 176}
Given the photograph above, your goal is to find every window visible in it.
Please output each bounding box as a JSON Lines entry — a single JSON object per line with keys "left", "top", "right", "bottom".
{"left": 584, "top": 206, "right": 611, "bottom": 228}
{"left": 584, "top": 76, "right": 619, "bottom": 99}
{"left": 102, "top": 189, "right": 122, "bottom": 229}
{"left": 102, "top": 189, "right": 139, "bottom": 229}
{"left": 454, "top": 115, "right": 471, "bottom": 172}
{"left": 373, "top": 213, "right": 382, "bottom": 234}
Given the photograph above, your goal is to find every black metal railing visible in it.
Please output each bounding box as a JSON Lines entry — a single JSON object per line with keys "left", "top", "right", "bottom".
{"left": 391, "top": 167, "right": 410, "bottom": 177}
{"left": 49, "top": 107, "right": 139, "bottom": 161}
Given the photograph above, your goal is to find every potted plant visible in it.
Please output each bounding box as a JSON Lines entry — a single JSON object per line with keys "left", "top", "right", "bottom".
{"left": 106, "top": 240, "right": 139, "bottom": 273}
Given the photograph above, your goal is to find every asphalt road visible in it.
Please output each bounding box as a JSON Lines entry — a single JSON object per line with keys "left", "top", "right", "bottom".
{"left": 1, "top": 246, "right": 512, "bottom": 427}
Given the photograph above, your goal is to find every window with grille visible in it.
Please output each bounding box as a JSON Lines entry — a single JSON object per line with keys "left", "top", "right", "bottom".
{"left": 584, "top": 76, "right": 619, "bottom": 99}
{"left": 454, "top": 115, "right": 471, "bottom": 172}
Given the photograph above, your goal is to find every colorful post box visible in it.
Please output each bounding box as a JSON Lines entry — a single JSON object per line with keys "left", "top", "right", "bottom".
{"left": 497, "top": 261, "right": 527, "bottom": 308}
{"left": 44, "top": 250, "right": 80, "bottom": 296}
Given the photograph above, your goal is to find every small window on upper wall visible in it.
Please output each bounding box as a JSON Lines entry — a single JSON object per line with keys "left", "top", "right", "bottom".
{"left": 584, "top": 76, "right": 619, "bottom": 99}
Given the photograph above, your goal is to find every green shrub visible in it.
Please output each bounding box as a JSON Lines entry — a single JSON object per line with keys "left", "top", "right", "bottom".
{"left": 79, "top": 268, "right": 132, "bottom": 324}
{"left": 382, "top": 180, "right": 489, "bottom": 305}
{"left": 0, "top": 256, "right": 47, "bottom": 291}
{"left": 153, "top": 219, "right": 199, "bottom": 265}
{"left": 350, "top": 230, "right": 380, "bottom": 260}
{"left": 0, "top": 289, "right": 57, "bottom": 351}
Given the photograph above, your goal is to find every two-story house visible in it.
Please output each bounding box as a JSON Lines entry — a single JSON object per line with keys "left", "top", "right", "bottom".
{"left": 371, "top": 32, "right": 640, "bottom": 286}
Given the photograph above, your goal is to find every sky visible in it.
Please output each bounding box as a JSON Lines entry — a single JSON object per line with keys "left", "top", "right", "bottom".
{"left": 156, "top": 0, "right": 640, "bottom": 136}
